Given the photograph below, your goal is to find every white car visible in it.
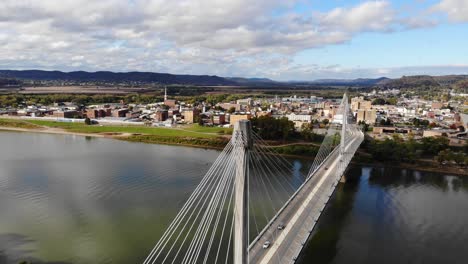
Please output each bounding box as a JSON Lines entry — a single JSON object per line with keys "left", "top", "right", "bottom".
{"left": 277, "top": 223, "right": 285, "bottom": 230}
{"left": 262, "top": 241, "right": 271, "bottom": 249}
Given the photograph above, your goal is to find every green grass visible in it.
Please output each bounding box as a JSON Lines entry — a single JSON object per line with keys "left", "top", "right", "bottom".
{"left": 12, "top": 119, "right": 219, "bottom": 138}
{"left": 0, "top": 118, "right": 42, "bottom": 129}
{"left": 182, "top": 124, "right": 233, "bottom": 135}
{"left": 123, "top": 134, "right": 229, "bottom": 148}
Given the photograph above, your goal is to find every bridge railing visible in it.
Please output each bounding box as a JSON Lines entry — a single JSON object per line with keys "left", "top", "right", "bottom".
{"left": 249, "top": 141, "right": 342, "bottom": 250}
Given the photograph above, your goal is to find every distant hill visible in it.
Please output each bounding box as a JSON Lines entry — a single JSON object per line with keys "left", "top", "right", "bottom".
{"left": 1, "top": 70, "right": 468, "bottom": 89}
{"left": 226, "top": 77, "right": 279, "bottom": 86}
{"left": 377, "top": 75, "right": 468, "bottom": 89}
{"left": 291, "top": 77, "right": 391, "bottom": 86}
{"left": 0, "top": 70, "right": 238, "bottom": 86}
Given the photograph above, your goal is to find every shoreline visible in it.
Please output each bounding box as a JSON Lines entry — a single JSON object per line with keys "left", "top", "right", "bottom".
{"left": 0, "top": 126, "right": 107, "bottom": 138}
{"left": 353, "top": 161, "right": 467, "bottom": 177}
{"left": 0, "top": 126, "right": 465, "bottom": 176}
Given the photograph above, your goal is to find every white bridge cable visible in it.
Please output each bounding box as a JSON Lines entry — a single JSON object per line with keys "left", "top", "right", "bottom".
{"left": 251, "top": 132, "right": 306, "bottom": 184}
{"left": 161, "top": 152, "right": 232, "bottom": 264}
{"left": 182, "top": 134, "right": 244, "bottom": 264}
{"left": 186, "top": 157, "right": 235, "bottom": 264}
{"left": 143, "top": 98, "right": 364, "bottom": 264}
{"left": 145, "top": 138, "right": 239, "bottom": 264}
{"left": 144, "top": 148, "right": 229, "bottom": 263}
{"left": 194, "top": 134, "right": 245, "bottom": 262}
{"left": 251, "top": 150, "right": 290, "bottom": 207}
{"left": 307, "top": 95, "right": 349, "bottom": 178}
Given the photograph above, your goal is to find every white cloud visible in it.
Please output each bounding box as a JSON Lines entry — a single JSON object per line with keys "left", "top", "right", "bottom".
{"left": 317, "top": 1, "right": 396, "bottom": 32}
{"left": 0, "top": 0, "right": 463, "bottom": 80}
{"left": 432, "top": 0, "right": 468, "bottom": 22}
{"left": 50, "top": 41, "right": 71, "bottom": 49}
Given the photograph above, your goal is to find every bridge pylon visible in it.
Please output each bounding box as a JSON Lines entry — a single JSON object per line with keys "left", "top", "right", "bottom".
{"left": 233, "top": 120, "right": 252, "bottom": 264}
{"left": 340, "top": 93, "right": 348, "bottom": 182}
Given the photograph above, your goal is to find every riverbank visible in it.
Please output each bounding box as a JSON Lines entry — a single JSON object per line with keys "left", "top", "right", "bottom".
{"left": 1, "top": 118, "right": 465, "bottom": 176}
{"left": 352, "top": 151, "right": 467, "bottom": 176}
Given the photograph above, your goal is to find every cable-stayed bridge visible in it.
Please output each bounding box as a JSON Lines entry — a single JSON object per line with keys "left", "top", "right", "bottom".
{"left": 143, "top": 93, "right": 364, "bottom": 264}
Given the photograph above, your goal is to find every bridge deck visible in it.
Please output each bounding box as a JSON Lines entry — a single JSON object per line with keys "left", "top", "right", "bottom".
{"left": 249, "top": 135, "right": 362, "bottom": 264}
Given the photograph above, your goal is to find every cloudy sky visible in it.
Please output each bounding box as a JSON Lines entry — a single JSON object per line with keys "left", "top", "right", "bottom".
{"left": 1, "top": 0, "right": 467, "bottom": 80}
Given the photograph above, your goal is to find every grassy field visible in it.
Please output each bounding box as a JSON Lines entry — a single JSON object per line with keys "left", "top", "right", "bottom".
{"left": 183, "top": 124, "right": 233, "bottom": 135}
{"left": 0, "top": 118, "right": 42, "bottom": 129}
{"left": 1, "top": 119, "right": 221, "bottom": 138}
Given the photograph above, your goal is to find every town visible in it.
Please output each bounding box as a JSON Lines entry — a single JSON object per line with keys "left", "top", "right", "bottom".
{"left": 1, "top": 87, "right": 467, "bottom": 146}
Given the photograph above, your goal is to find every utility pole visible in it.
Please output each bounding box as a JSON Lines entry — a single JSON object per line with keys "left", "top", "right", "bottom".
{"left": 233, "top": 120, "right": 252, "bottom": 264}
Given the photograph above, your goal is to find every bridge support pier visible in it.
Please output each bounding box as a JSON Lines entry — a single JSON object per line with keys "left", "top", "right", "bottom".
{"left": 233, "top": 120, "right": 252, "bottom": 264}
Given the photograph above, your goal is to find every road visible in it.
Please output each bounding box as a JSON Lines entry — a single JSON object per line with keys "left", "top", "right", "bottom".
{"left": 248, "top": 134, "right": 362, "bottom": 264}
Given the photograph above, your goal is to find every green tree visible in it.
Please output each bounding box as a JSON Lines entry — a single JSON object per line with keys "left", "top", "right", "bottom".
{"left": 251, "top": 116, "right": 295, "bottom": 141}
{"left": 84, "top": 117, "right": 92, "bottom": 125}
{"left": 372, "top": 98, "right": 386, "bottom": 105}
{"left": 420, "top": 136, "right": 450, "bottom": 156}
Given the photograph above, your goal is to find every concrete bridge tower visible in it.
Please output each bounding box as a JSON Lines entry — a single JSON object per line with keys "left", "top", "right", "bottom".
{"left": 233, "top": 120, "right": 252, "bottom": 264}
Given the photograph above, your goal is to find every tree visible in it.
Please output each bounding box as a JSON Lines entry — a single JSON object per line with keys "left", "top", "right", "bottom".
{"left": 251, "top": 116, "right": 295, "bottom": 141}
{"left": 84, "top": 117, "right": 92, "bottom": 125}
{"left": 420, "top": 136, "right": 449, "bottom": 156}
{"left": 322, "top": 119, "right": 329, "bottom": 125}
{"left": 386, "top": 97, "right": 398, "bottom": 105}
{"left": 436, "top": 149, "right": 449, "bottom": 164}
{"left": 227, "top": 107, "right": 236, "bottom": 114}
{"left": 197, "top": 115, "right": 204, "bottom": 126}
{"left": 358, "top": 120, "right": 369, "bottom": 132}
{"left": 379, "top": 118, "right": 393, "bottom": 126}
{"left": 372, "top": 98, "right": 386, "bottom": 105}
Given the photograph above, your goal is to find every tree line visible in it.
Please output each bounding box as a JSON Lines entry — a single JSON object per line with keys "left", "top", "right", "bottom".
{"left": 364, "top": 134, "right": 467, "bottom": 166}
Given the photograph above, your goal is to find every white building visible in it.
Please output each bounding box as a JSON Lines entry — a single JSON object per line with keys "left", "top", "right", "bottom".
{"left": 286, "top": 113, "right": 312, "bottom": 122}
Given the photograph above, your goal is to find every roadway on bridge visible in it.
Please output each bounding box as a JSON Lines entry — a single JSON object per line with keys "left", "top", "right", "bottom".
{"left": 248, "top": 134, "right": 362, "bottom": 264}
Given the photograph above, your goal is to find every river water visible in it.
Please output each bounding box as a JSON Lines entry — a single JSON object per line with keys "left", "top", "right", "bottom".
{"left": 0, "top": 131, "right": 467, "bottom": 264}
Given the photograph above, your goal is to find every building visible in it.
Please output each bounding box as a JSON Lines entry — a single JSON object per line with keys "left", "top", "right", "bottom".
{"left": 287, "top": 113, "right": 312, "bottom": 122}
{"left": 423, "top": 129, "right": 455, "bottom": 138}
{"left": 256, "top": 111, "right": 272, "bottom": 118}
{"left": 373, "top": 127, "right": 413, "bottom": 135}
{"left": 112, "top": 108, "right": 129, "bottom": 118}
{"left": 219, "top": 103, "right": 241, "bottom": 112}
{"left": 431, "top": 102, "right": 444, "bottom": 110}
{"left": 87, "top": 108, "right": 111, "bottom": 118}
{"left": 52, "top": 110, "right": 82, "bottom": 118}
{"left": 237, "top": 98, "right": 253, "bottom": 107}
{"left": 357, "top": 109, "right": 376, "bottom": 124}
{"left": 182, "top": 109, "right": 199, "bottom": 124}
{"left": 154, "top": 110, "right": 168, "bottom": 122}
{"left": 229, "top": 113, "right": 251, "bottom": 126}
{"left": 351, "top": 97, "right": 372, "bottom": 111}
{"left": 213, "top": 114, "right": 226, "bottom": 125}
{"left": 164, "top": 99, "right": 177, "bottom": 108}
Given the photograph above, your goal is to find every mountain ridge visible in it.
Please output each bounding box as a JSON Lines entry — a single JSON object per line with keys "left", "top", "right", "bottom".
{"left": 1, "top": 70, "right": 468, "bottom": 88}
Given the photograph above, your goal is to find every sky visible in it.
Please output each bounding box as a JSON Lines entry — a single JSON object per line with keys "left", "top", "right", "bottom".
{"left": 0, "top": 0, "right": 468, "bottom": 81}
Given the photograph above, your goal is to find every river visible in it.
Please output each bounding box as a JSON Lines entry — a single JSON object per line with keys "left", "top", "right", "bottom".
{"left": 0, "top": 131, "right": 467, "bottom": 264}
